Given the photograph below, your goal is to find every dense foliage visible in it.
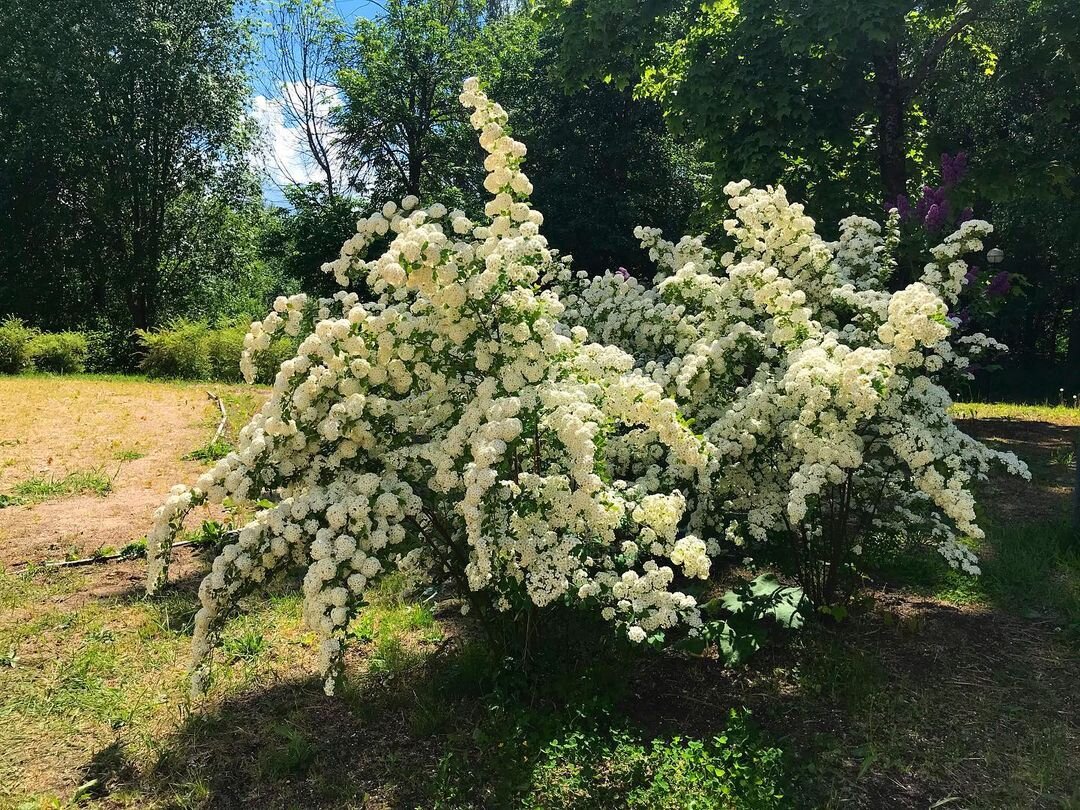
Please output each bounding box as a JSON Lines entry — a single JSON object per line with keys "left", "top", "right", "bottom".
{"left": 0, "top": 0, "right": 257, "bottom": 335}
{"left": 335, "top": 3, "right": 703, "bottom": 272}
{"left": 537, "top": 0, "right": 1080, "bottom": 390}
{"left": 927, "top": 0, "right": 1080, "bottom": 395}
{"left": 4, "top": 0, "right": 1071, "bottom": 390}
{"left": 138, "top": 320, "right": 294, "bottom": 383}
{"left": 0, "top": 0, "right": 706, "bottom": 379}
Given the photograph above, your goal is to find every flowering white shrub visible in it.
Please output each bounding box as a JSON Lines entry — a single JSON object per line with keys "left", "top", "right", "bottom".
{"left": 550, "top": 182, "right": 1029, "bottom": 605}
{"left": 149, "top": 79, "right": 1028, "bottom": 695}
{"left": 148, "top": 78, "right": 718, "bottom": 695}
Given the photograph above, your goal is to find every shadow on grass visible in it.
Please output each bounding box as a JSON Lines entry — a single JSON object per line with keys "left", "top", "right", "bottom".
{"left": 867, "top": 413, "right": 1079, "bottom": 641}
{"left": 956, "top": 417, "right": 1077, "bottom": 523}
{"left": 865, "top": 518, "right": 1080, "bottom": 642}
{"left": 68, "top": 582, "right": 1080, "bottom": 810}
{"left": 629, "top": 594, "right": 1080, "bottom": 809}
{"left": 98, "top": 623, "right": 790, "bottom": 809}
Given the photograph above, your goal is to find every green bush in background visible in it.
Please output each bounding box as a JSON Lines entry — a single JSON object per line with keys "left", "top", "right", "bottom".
{"left": 138, "top": 319, "right": 213, "bottom": 380}
{"left": 83, "top": 328, "right": 138, "bottom": 373}
{"left": 28, "top": 331, "right": 89, "bottom": 373}
{"left": 0, "top": 317, "right": 36, "bottom": 373}
{"left": 138, "top": 319, "right": 292, "bottom": 383}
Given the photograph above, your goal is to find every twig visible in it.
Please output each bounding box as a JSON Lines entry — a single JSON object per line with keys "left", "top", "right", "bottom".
{"left": 207, "top": 391, "right": 228, "bottom": 444}
{"left": 13, "top": 540, "right": 202, "bottom": 571}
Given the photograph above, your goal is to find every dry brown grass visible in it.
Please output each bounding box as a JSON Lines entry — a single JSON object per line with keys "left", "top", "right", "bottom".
{"left": 0, "top": 376, "right": 265, "bottom": 567}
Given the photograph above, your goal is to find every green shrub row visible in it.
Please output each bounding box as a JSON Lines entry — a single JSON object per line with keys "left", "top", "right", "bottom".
{"left": 137, "top": 318, "right": 293, "bottom": 384}
{"left": 0, "top": 316, "right": 290, "bottom": 383}
{"left": 0, "top": 318, "right": 88, "bottom": 374}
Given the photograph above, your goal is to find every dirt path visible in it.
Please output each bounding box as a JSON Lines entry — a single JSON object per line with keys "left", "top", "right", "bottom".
{"left": 0, "top": 377, "right": 263, "bottom": 569}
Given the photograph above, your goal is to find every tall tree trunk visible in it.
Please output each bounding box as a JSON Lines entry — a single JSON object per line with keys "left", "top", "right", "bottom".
{"left": 407, "top": 146, "right": 422, "bottom": 198}
{"left": 875, "top": 42, "right": 908, "bottom": 205}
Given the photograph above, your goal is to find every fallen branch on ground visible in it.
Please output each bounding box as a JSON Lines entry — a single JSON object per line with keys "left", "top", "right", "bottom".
{"left": 17, "top": 529, "right": 241, "bottom": 571}
{"left": 6, "top": 541, "right": 195, "bottom": 572}
{"left": 207, "top": 390, "right": 228, "bottom": 444}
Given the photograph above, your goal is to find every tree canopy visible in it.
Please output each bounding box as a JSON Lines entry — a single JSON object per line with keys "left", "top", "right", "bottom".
{"left": 0, "top": 0, "right": 256, "bottom": 333}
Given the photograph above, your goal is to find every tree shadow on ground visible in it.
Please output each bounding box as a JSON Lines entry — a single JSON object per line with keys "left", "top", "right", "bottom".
{"left": 78, "top": 587, "right": 1080, "bottom": 809}
{"left": 956, "top": 417, "right": 1077, "bottom": 522}
{"left": 112, "top": 628, "right": 697, "bottom": 809}
{"left": 626, "top": 592, "right": 1080, "bottom": 809}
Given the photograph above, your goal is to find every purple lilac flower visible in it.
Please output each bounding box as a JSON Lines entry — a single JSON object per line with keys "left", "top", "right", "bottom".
{"left": 964, "top": 265, "right": 980, "bottom": 285}
{"left": 958, "top": 206, "right": 974, "bottom": 223}
{"left": 924, "top": 202, "right": 947, "bottom": 232}
{"left": 941, "top": 151, "right": 968, "bottom": 188}
{"left": 913, "top": 184, "right": 950, "bottom": 226}
{"left": 987, "top": 270, "right": 1011, "bottom": 298}
{"left": 615, "top": 266, "right": 630, "bottom": 280}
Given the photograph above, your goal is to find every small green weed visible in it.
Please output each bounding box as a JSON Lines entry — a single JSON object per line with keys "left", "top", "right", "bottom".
{"left": 259, "top": 723, "right": 317, "bottom": 780}
{"left": 4, "top": 469, "right": 112, "bottom": 505}
{"left": 118, "top": 538, "right": 148, "bottom": 559}
{"left": 222, "top": 631, "right": 266, "bottom": 662}
{"left": 367, "top": 636, "right": 417, "bottom": 676}
{"left": 183, "top": 439, "right": 232, "bottom": 462}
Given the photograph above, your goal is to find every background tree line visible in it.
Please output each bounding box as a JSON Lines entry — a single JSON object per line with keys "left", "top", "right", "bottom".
{"left": 0, "top": 0, "right": 1076, "bottom": 397}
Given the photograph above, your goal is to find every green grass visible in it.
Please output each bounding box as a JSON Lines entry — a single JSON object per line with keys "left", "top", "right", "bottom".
{"left": 12, "top": 371, "right": 267, "bottom": 388}
{"left": 182, "top": 439, "right": 232, "bottom": 462}
{"left": 222, "top": 630, "right": 267, "bottom": 662}
{"left": 181, "top": 389, "right": 264, "bottom": 462}
{"left": 981, "top": 520, "right": 1080, "bottom": 632}
{"left": 868, "top": 521, "right": 1079, "bottom": 637}
{"left": 112, "top": 448, "right": 145, "bottom": 462}
{"left": 2, "top": 469, "right": 112, "bottom": 507}
{"left": 518, "top": 710, "right": 787, "bottom": 810}
{"left": 784, "top": 622, "right": 1080, "bottom": 809}
{"left": 3, "top": 547, "right": 1077, "bottom": 808}
{"left": 952, "top": 401, "right": 1080, "bottom": 425}
{"left": 0, "top": 564, "right": 799, "bottom": 808}
{"left": 215, "top": 388, "right": 265, "bottom": 436}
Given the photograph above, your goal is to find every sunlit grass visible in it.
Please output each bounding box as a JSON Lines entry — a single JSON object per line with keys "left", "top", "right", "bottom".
{"left": 3, "top": 468, "right": 112, "bottom": 506}
{"left": 952, "top": 401, "right": 1080, "bottom": 426}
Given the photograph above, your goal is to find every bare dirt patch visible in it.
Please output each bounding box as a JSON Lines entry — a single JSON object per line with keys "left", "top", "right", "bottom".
{"left": 0, "top": 377, "right": 265, "bottom": 568}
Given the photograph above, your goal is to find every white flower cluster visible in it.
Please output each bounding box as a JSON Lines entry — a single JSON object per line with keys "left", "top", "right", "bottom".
{"left": 148, "top": 78, "right": 716, "bottom": 695}
{"left": 553, "top": 181, "right": 1028, "bottom": 589}
{"left": 239, "top": 293, "right": 308, "bottom": 383}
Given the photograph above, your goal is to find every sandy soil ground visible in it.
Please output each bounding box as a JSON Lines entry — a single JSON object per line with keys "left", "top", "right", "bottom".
{"left": 0, "top": 377, "right": 262, "bottom": 569}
